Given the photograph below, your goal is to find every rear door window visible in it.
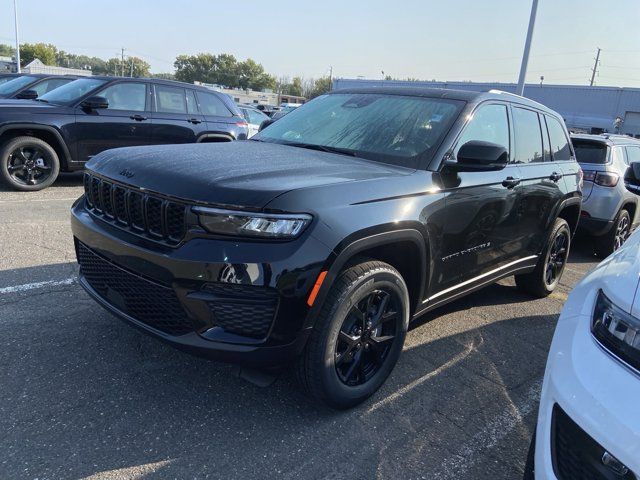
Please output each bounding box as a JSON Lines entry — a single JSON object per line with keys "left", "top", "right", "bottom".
{"left": 513, "top": 107, "right": 544, "bottom": 163}
{"left": 546, "top": 116, "right": 572, "bottom": 161}
{"left": 156, "top": 85, "right": 187, "bottom": 114}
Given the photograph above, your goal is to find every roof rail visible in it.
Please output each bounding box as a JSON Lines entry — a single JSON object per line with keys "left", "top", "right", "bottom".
{"left": 488, "top": 89, "right": 525, "bottom": 99}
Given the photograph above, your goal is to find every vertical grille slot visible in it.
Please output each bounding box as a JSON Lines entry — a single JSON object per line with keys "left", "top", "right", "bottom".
{"left": 146, "top": 197, "right": 164, "bottom": 237}
{"left": 82, "top": 173, "right": 188, "bottom": 246}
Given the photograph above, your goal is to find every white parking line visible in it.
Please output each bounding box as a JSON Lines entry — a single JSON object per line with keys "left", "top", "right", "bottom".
{"left": 0, "top": 277, "right": 76, "bottom": 294}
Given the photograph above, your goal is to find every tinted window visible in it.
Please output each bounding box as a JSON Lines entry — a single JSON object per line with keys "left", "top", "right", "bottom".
{"left": 39, "top": 78, "right": 107, "bottom": 104}
{"left": 627, "top": 146, "right": 640, "bottom": 164}
{"left": 99, "top": 83, "right": 146, "bottom": 111}
{"left": 197, "top": 91, "right": 232, "bottom": 117}
{"left": 256, "top": 93, "right": 464, "bottom": 168}
{"left": 546, "top": 116, "right": 572, "bottom": 161}
{"left": 455, "top": 104, "right": 509, "bottom": 157}
{"left": 0, "top": 75, "right": 38, "bottom": 95}
{"left": 572, "top": 139, "right": 608, "bottom": 164}
{"left": 156, "top": 85, "right": 187, "bottom": 114}
{"left": 513, "top": 107, "right": 543, "bottom": 164}
{"left": 186, "top": 90, "right": 199, "bottom": 115}
{"left": 247, "top": 108, "right": 268, "bottom": 125}
{"left": 31, "top": 78, "right": 71, "bottom": 96}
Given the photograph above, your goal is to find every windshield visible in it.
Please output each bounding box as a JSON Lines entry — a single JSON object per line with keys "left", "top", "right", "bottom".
{"left": 572, "top": 139, "right": 608, "bottom": 164}
{"left": 0, "top": 75, "right": 38, "bottom": 96}
{"left": 39, "top": 78, "right": 107, "bottom": 105}
{"left": 255, "top": 93, "right": 463, "bottom": 167}
{"left": 0, "top": 76, "right": 17, "bottom": 86}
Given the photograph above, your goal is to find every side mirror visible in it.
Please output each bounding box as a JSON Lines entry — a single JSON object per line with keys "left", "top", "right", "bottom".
{"left": 16, "top": 89, "right": 38, "bottom": 100}
{"left": 449, "top": 140, "right": 509, "bottom": 172}
{"left": 81, "top": 96, "right": 109, "bottom": 110}
{"left": 625, "top": 162, "right": 640, "bottom": 194}
{"left": 259, "top": 118, "right": 276, "bottom": 132}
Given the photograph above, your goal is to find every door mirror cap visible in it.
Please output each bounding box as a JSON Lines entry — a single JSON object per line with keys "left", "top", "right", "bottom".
{"left": 625, "top": 162, "right": 640, "bottom": 194}
{"left": 448, "top": 140, "right": 509, "bottom": 172}
{"left": 81, "top": 96, "right": 109, "bottom": 110}
{"left": 16, "top": 89, "right": 38, "bottom": 100}
{"left": 259, "top": 118, "right": 276, "bottom": 132}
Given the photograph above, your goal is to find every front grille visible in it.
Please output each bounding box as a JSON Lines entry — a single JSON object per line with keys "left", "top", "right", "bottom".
{"left": 203, "top": 283, "right": 278, "bottom": 339}
{"left": 77, "top": 242, "right": 200, "bottom": 336}
{"left": 83, "top": 173, "right": 187, "bottom": 245}
{"left": 552, "top": 404, "right": 636, "bottom": 480}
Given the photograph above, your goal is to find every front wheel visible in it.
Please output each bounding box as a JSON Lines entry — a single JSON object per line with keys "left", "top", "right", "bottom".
{"left": 296, "top": 260, "right": 409, "bottom": 409}
{"left": 0, "top": 136, "right": 60, "bottom": 191}
{"left": 515, "top": 218, "right": 571, "bottom": 298}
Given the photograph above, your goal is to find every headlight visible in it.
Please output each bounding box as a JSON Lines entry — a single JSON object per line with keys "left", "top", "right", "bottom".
{"left": 194, "top": 207, "right": 312, "bottom": 239}
{"left": 592, "top": 289, "right": 640, "bottom": 372}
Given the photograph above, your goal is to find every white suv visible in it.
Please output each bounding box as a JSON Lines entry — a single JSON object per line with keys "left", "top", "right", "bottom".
{"left": 534, "top": 228, "right": 640, "bottom": 479}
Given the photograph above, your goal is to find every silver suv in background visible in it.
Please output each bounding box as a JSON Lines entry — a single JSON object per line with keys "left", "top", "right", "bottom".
{"left": 572, "top": 134, "right": 640, "bottom": 257}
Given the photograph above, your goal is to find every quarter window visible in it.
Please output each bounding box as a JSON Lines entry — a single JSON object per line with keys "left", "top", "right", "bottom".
{"left": 197, "top": 91, "right": 232, "bottom": 117}
{"left": 513, "top": 107, "right": 544, "bottom": 164}
{"left": 156, "top": 85, "right": 187, "bottom": 114}
{"left": 546, "top": 116, "right": 572, "bottom": 161}
{"left": 99, "top": 83, "right": 147, "bottom": 111}
{"left": 455, "top": 104, "right": 510, "bottom": 157}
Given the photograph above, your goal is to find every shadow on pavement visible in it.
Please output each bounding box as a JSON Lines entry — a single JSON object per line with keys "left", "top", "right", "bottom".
{"left": 0, "top": 261, "right": 556, "bottom": 479}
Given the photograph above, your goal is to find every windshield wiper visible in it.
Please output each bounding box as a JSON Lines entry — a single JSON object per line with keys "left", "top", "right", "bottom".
{"left": 283, "top": 142, "right": 358, "bottom": 157}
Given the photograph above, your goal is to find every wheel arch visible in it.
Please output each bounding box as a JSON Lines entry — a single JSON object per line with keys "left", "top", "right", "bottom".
{"left": 555, "top": 195, "right": 582, "bottom": 235}
{"left": 196, "top": 132, "right": 235, "bottom": 143}
{"left": 0, "top": 124, "right": 72, "bottom": 170}
{"left": 305, "top": 229, "right": 428, "bottom": 329}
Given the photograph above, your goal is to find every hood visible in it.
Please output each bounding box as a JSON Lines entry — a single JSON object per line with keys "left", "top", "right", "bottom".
{"left": 599, "top": 229, "right": 640, "bottom": 316}
{"left": 86, "top": 141, "right": 410, "bottom": 209}
{"left": 0, "top": 99, "right": 71, "bottom": 115}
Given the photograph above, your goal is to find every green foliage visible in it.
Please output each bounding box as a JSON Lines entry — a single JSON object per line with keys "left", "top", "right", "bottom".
{"left": 0, "top": 44, "right": 14, "bottom": 57}
{"left": 103, "top": 56, "right": 150, "bottom": 77}
{"left": 307, "top": 77, "right": 332, "bottom": 98}
{"left": 20, "top": 43, "right": 58, "bottom": 66}
{"left": 174, "top": 53, "right": 275, "bottom": 90}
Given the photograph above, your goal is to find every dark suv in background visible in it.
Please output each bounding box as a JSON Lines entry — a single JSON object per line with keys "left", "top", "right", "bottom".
{"left": 0, "top": 74, "right": 77, "bottom": 100}
{"left": 0, "top": 77, "right": 247, "bottom": 190}
{"left": 71, "top": 87, "right": 581, "bottom": 408}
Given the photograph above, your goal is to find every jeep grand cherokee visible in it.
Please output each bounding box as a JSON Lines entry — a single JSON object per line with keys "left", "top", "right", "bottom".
{"left": 71, "top": 88, "right": 582, "bottom": 408}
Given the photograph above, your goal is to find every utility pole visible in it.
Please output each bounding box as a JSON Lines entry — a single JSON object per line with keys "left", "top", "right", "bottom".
{"left": 13, "top": 0, "right": 20, "bottom": 73}
{"left": 121, "top": 48, "right": 125, "bottom": 77}
{"left": 329, "top": 65, "right": 333, "bottom": 91}
{"left": 516, "top": 0, "right": 539, "bottom": 96}
{"left": 130, "top": 58, "right": 134, "bottom": 77}
{"left": 590, "top": 47, "right": 601, "bottom": 86}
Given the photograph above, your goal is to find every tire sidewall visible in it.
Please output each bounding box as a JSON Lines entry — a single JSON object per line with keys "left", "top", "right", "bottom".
{"left": 613, "top": 209, "right": 631, "bottom": 251}
{"left": 541, "top": 220, "right": 571, "bottom": 293}
{"left": 0, "top": 137, "right": 60, "bottom": 191}
{"left": 318, "top": 269, "right": 409, "bottom": 406}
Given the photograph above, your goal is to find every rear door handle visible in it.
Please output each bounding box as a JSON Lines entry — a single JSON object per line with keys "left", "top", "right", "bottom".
{"left": 502, "top": 176, "right": 521, "bottom": 189}
{"left": 187, "top": 118, "right": 202, "bottom": 124}
{"left": 129, "top": 114, "right": 148, "bottom": 121}
{"left": 549, "top": 171, "right": 563, "bottom": 182}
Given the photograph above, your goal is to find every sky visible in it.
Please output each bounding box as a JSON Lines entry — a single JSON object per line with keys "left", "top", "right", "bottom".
{"left": 1, "top": 0, "right": 640, "bottom": 87}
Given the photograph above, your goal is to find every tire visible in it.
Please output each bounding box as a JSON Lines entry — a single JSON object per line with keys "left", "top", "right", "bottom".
{"left": 515, "top": 218, "right": 571, "bottom": 298}
{"left": 594, "top": 209, "right": 631, "bottom": 258}
{"left": 0, "top": 136, "right": 60, "bottom": 191}
{"left": 296, "top": 259, "right": 410, "bottom": 409}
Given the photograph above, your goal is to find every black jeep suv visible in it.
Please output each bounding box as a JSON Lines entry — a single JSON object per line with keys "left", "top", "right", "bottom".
{"left": 0, "top": 76, "right": 247, "bottom": 191}
{"left": 71, "top": 88, "right": 582, "bottom": 408}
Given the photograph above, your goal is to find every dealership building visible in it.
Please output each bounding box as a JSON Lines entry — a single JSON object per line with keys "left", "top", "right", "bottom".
{"left": 333, "top": 78, "right": 640, "bottom": 137}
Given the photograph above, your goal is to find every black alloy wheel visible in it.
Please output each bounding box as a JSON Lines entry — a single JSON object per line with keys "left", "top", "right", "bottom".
{"left": 335, "top": 289, "right": 401, "bottom": 387}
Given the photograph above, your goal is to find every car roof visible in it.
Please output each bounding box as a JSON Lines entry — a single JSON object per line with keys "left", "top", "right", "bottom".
{"left": 570, "top": 133, "right": 640, "bottom": 146}
{"left": 329, "top": 86, "right": 557, "bottom": 114}
{"left": 87, "top": 75, "right": 225, "bottom": 94}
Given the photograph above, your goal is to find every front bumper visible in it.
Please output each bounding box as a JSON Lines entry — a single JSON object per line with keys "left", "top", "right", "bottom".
{"left": 535, "top": 288, "right": 640, "bottom": 479}
{"left": 71, "top": 197, "right": 332, "bottom": 367}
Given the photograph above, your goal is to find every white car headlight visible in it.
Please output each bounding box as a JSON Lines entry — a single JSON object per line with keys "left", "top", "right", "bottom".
{"left": 194, "top": 207, "right": 312, "bottom": 239}
{"left": 592, "top": 289, "right": 640, "bottom": 372}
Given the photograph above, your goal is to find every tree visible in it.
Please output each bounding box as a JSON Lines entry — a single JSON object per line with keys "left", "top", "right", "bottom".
{"left": 308, "top": 77, "right": 332, "bottom": 99}
{"left": 279, "top": 76, "right": 303, "bottom": 97}
{"left": 238, "top": 58, "right": 275, "bottom": 91}
{"left": 0, "top": 44, "right": 14, "bottom": 57}
{"left": 174, "top": 53, "right": 218, "bottom": 84}
{"left": 19, "top": 43, "right": 57, "bottom": 66}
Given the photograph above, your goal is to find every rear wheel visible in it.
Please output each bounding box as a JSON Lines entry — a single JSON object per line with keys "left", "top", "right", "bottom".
{"left": 515, "top": 218, "right": 571, "bottom": 298}
{"left": 594, "top": 209, "right": 631, "bottom": 258}
{"left": 296, "top": 260, "right": 409, "bottom": 409}
{"left": 0, "top": 136, "right": 60, "bottom": 191}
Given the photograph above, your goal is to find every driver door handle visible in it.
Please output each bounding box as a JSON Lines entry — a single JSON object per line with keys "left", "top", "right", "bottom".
{"left": 187, "top": 118, "right": 202, "bottom": 124}
{"left": 129, "top": 114, "right": 147, "bottom": 121}
{"left": 502, "top": 176, "right": 521, "bottom": 189}
{"left": 549, "top": 171, "right": 563, "bottom": 182}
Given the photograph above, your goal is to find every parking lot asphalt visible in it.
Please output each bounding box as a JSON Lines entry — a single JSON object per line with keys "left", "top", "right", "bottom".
{"left": 0, "top": 174, "right": 600, "bottom": 480}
